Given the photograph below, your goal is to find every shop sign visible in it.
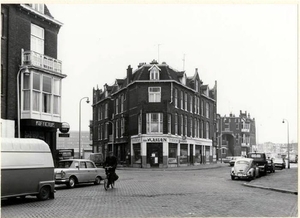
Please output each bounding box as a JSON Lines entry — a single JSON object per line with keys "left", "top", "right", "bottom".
{"left": 36, "top": 121, "right": 55, "bottom": 128}
{"left": 145, "top": 137, "right": 167, "bottom": 142}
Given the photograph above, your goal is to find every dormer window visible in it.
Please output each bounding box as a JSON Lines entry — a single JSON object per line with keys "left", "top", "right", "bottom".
{"left": 149, "top": 65, "right": 160, "bottom": 80}
{"left": 29, "top": 4, "right": 44, "bottom": 14}
{"left": 195, "top": 80, "right": 199, "bottom": 92}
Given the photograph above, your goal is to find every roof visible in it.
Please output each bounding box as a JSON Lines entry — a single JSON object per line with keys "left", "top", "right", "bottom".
{"left": 1, "top": 138, "right": 50, "bottom": 152}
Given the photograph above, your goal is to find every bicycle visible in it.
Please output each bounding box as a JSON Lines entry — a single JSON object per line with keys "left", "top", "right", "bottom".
{"left": 104, "top": 166, "right": 116, "bottom": 191}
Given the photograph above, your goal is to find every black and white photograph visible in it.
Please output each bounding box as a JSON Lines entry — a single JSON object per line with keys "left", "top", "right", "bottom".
{"left": 1, "top": 1, "right": 298, "bottom": 217}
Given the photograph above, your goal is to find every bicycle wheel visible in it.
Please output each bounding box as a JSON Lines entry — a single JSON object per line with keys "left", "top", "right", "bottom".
{"left": 104, "top": 179, "right": 108, "bottom": 191}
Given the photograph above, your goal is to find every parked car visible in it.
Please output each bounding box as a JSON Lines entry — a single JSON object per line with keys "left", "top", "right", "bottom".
{"left": 247, "top": 152, "right": 268, "bottom": 176}
{"left": 266, "top": 158, "right": 275, "bottom": 173}
{"left": 55, "top": 159, "right": 106, "bottom": 188}
{"left": 229, "top": 156, "right": 245, "bottom": 166}
{"left": 231, "top": 158, "right": 259, "bottom": 180}
{"left": 223, "top": 156, "right": 234, "bottom": 164}
{"left": 273, "top": 157, "right": 286, "bottom": 169}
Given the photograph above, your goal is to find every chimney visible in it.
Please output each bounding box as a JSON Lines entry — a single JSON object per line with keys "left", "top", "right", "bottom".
{"left": 127, "top": 65, "right": 132, "bottom": 84}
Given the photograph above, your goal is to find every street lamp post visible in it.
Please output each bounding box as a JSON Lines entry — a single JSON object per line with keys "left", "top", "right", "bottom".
{"left": 282, "top": 119, "right": 290, "bottom": 169}
{"left": 79, "top": 97, "right": 90, "bottom": 159}
{"left": 16, "top": 66, "right": 29, "bottom": 138}
{"left": 105, "top": 120, "right": 114, "bottom": 154}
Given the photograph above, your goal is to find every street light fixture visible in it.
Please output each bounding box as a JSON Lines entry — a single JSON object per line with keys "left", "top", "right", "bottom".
{"left": 105, "top": 120, "right": 114, "bottom": 154}
{"left": 282, "top": 119, "right": 290, "bottom": 169}
{"left": 17, "top": 66, "right": 30, "bottom": 138}
{"left": 79, "top": 97, "right": 90, "bottom": 159}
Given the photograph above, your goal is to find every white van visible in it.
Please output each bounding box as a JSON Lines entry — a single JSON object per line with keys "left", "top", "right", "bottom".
{"left": 1, "top": 138, "right": 55, "bottom": 200}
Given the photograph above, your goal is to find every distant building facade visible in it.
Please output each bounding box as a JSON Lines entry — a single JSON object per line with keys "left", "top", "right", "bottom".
{"left": 91, "top": 60, "right": 217, "bottom": 168}
{"left": 217, "top": 110, "right": 256, "bottom": 158}
{"left": 1, "top": 4, "right": 66, "bottom": 157}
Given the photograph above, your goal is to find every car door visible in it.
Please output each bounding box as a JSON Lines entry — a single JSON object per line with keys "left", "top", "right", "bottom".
{"left": 86, "top": 161, "right": 98, "bottom": 181}
{"left": 78, "top": 161, "right": 89, "bottom": 183}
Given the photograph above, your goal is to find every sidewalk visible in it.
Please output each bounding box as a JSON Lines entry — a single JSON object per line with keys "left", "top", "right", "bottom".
{"left": 243, "top": 168, "right": 298, "bottom": 195}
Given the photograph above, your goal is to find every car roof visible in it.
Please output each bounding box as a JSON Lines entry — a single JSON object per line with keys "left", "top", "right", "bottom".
{"left": 235, "top": 158, "right": 253, "bottom": 162}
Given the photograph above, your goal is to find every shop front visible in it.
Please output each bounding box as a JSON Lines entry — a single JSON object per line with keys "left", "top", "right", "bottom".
{"left": 130, "top": 135, "right": 213, "bottom": 168}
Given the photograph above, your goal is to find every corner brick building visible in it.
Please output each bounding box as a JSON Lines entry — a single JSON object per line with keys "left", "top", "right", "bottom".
{"left": 91, "top": 60, "right": 217, "bottom": 168}
{"left": 1, "top": 4, "right": 66, "bottom": 157}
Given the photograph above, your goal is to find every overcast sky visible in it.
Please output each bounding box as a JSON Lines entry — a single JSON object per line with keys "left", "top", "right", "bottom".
{"left": 45, "top": 3, "right": 298, "bottom": 144}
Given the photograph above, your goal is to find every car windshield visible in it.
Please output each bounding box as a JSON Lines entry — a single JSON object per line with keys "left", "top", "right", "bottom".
{"left": 57, "top": 161, "right": 73, "bottom": 168}
{"left": 235, "top": 160, "right": 250, "bottom": 165}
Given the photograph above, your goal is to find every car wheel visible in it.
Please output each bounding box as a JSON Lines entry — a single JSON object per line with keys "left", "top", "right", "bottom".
{"left": 94, "top": 176, "right": 101, "bottom": 185}
{"left": 231, "top": 175, "right": 235, "bottom": 180}
{"left": 37, "top": 186, "right": 50, "bottom": 200}
{"left": 67, "top": 177, "right": 76, "bottom": 188}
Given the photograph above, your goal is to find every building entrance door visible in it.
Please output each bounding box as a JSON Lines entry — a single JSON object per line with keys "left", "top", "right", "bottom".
{"left": 147, "top": 143, "right": 162, "bottom": 167}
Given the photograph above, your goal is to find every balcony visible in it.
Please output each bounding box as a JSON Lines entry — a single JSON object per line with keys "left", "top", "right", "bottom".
{"left": 22, "top": 50, "right": 62, "bottom": 74}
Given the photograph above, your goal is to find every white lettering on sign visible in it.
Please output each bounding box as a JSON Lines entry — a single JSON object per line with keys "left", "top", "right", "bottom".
{"left": 146, "top": 138, "right": 167, "bottom": 142}
{"left": 36, "top": 121, "right": 55, "bottom": 128}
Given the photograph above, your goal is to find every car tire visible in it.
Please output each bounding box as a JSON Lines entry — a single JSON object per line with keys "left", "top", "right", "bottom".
{"left": 67, "top": 177, "right": 76, "bottom": 188}
{"left": 94, "top": 176, "right": 101, "bottom": 185}
{"left": 37, "top": 186, "right": 50, "bottom": 201}
{"left": 231, "top": 175, "right": 235, "bottom": 180}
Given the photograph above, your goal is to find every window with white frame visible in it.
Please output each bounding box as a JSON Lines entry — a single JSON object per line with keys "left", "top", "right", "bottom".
{"left": 195, "top": 80, "right": 199, "bottom": 92}
{"left": 194, "top": 118, "right": 197, "bottom": 137}
{"left": 175, "top": 113, "right": 178, "bottom": 135}
{"left": 174, "top": 89, "right": 178, "bottom": 108}
{"left": 98, "top": 106, "right": 101, "bottom": 121}
{"left": 32, "top": 73, "right": 40, "bottom": 111}
{"left": 197, "top": 97, "right": 200, "bottom": 114}
{"left": 146, "top": 113, "right": 163, "bottom": 134}
{"left": 201, "top": 100, "right": 204, "bottom": 116}
{"left": 180, "top": 114, "right": 183, "bottom": 135}
{"left": 42, "top": 76, "right": 51, "bottom": 113}
{"left": 31, "top": 23, "right": 44, "bottom": 54}
{"left": 116, "top": 119, "right": 119, "bottom": 138}
{"left": 105, "top": 103, "right": 108, "bottom": 118}
{"left": 184, "top": 115, "right": 187, "bottom": 136}
{"left": 29, "top": 4, "right": 44, "bottom": 13}
{"left": 194, "top": 96, "right": 197, "bottom": 113}
{"left": 180, "top": 91, "right": 183, "bottom": 109}
{"left": 197, "top": 119, "right": 200, "bottom": 138}
{"left": 105, "top": 124, "right": 108, "bottom": 139}
{"left": 206, "top": 122, "right": 210, "bottom": 139}
{"left": 53, "top": 78, "right": 61, "bottom": 114}
{"left": 190, "top": 95, "right": 193, "bottom": 113}
{"left": 190, "top": 117, "right": 193, "bottom": 137}
{"left": 184, "top": 93, "right": 187, "bottom": 110}
{"left": 150, "top": 68, "right": 159, "bottom": 80}
{"left": 148, "top": 87, "right": 161, "bottom": 102}
{"left": 98, "top": 124, "right": 101, "bottom": 140}
{"left": 201, "top": 121, "right": 204, "bottom": 138}
{"left": 138, "top": 114, "right": 142, "bottom": 134}
{"left": 23, "top": 73, "right": 31, "bottom": 111}
{"left": 120, "top": 95, "right": 124, "bottom": 112}
{"left": 206, "top": 102, "right": 210, "bottom": 118}
{"left": 121, "top": 118, "right": 125, "bottom": 137}
{"left": 115, "top": 98, "right": 119, "bottom": 114}
{"left": 168, "top": 114, "right": 171, "bottom": 134}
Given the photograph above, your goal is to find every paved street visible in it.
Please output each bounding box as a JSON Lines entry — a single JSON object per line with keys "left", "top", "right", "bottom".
{"left": 2, "top": 165, "right": 297, "bottom": 217}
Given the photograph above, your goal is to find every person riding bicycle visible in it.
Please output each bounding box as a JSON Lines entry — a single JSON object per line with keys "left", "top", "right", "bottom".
{"left": 103, "top": 151, "right": 118, "bottom": 188}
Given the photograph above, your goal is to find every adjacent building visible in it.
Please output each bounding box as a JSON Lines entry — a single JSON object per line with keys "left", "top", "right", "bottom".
{"left": 217, "top": 110, "right": 256, "bottom": 158}
{"left": 1, "top": 4, "right": 66, "bottom": 158}
{"left": 91, "top": 60, "right": 217, "bottom": 168}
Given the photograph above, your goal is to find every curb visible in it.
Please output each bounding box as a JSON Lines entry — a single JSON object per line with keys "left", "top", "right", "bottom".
{"left": 117, "top": 165, "right": 225, "bottom": 171}
{"left": 243, "top": 183, "right": 298, "bottom": 195}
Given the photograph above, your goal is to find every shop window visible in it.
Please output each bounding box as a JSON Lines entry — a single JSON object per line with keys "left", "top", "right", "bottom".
{"left": 133, "top": 144, "right": 141, "bottom": 164}
{"left": 180, "top": 144, "right": 188, "bottom": 164}
{"left": 195, "top": 145, "right": 201, "bottom": 163}
{"left": 168, "top": 144, "right": 177, "bottom": 164}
